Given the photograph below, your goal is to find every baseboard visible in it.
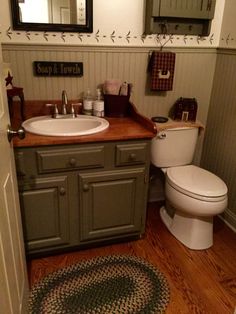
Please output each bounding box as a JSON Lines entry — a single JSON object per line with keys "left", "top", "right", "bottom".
{"left": 219, "top": 209, "right": 236, "bottom": 233}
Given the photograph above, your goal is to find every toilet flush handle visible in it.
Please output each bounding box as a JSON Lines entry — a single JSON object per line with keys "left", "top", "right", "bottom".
{"left": 157, "top": 132, "right": 166, "bottom": 139}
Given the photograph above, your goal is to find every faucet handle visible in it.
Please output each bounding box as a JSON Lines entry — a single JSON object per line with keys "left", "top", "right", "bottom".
{"left": 46, "top": 103, "right": 59, "bottom": 118}
{"left": 71, "top": 103, "right": 82, "bottom": 117}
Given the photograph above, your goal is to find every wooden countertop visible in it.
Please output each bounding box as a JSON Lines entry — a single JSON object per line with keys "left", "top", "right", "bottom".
{"left": 13, "top": 102, "right": 157, "bottom": 148}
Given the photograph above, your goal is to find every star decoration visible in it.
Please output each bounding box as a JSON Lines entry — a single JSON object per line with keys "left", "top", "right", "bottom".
{"left": 5, "top": 71, "right": 13, "bottom": 87}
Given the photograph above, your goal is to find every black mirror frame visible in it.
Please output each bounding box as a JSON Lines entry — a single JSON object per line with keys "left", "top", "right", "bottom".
{"left": 10, "top": 0, "right": 93, "bottom": 33}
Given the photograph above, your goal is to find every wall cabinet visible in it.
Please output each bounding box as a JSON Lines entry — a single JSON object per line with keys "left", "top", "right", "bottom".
{"left": 15, "top": 140, "right": 150, "bottom": 256}
{"left": 152, "top": 0, "right": 215, "bottom": 19}
{"left": 145, "top": 0, "right": 216, "bottom": 35}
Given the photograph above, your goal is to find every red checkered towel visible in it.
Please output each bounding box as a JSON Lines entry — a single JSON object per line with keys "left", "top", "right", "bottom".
{"left": 148, "top": 51, "right": 176, "bottom": 91}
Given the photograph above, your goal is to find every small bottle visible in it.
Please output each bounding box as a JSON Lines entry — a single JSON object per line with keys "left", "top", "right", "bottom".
{"left": 119, "top": 82, "right": 128, "bottom": 96}
{"left": 93, "top": 88, "right": 104, "bottom": 117}
{"left": 83, "top": 89, "right": 93, "bottom": 115}
{"left": 96, "top": 88, "right": 102, "bottom": 101}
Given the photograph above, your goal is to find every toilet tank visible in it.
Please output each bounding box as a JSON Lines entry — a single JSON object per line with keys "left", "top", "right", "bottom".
{"left": 151, "top": 127, "right": 199, "bottom": 167}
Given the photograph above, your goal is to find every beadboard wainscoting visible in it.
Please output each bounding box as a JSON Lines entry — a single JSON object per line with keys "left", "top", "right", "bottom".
{"left": 2, "top": 43, "right": 236, "bottom": 230}
{"left": 201, "top": 48, "right": 236, "bottom": 230}
{"left": 2, "top": 44, "right": 216, "bottom": 123}
{"left": 2, "top": 44, "right": 218, "bottom": 166}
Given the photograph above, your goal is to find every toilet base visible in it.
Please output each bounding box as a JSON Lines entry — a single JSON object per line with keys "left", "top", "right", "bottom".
{"left": 160, "top": 206, "right": 213, "bottom": 250}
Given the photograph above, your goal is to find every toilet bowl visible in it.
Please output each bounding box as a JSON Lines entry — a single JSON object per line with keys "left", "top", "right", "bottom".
{"left": 150, "top": 123, "right": 228, "bottom": 250}
{"left": 160, "top": 165, "right": 228, "bottom": 250}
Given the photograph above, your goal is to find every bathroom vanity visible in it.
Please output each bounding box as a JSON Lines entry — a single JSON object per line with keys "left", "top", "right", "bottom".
{"left": 13, "top": 103, "right": 156, "bottom": 256}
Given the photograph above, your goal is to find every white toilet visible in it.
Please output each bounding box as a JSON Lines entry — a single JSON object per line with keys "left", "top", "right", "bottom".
{"left": 151, "top": 125, "right": 228, "bottom": 250}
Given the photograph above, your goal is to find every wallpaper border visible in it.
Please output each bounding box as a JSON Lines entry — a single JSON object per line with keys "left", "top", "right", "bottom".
{"left": 0, "top": 26, "right": 218, "bottom": 47}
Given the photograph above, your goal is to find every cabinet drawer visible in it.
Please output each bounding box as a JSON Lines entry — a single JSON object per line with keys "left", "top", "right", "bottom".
{"left": 37, "top": 146, "right": 105, "bottom": 173}
{"left": 115, "top": 143, "right": 148, "bottom": 166}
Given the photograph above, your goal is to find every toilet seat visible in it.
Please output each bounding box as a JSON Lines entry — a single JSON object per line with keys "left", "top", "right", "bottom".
{"left": 166, "top": 165, "right": 228, "bottom": 202}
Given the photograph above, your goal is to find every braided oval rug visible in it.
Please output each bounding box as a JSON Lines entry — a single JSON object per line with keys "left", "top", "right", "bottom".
{"left": 29, "top": 255, "right": 170, "bottom": 314}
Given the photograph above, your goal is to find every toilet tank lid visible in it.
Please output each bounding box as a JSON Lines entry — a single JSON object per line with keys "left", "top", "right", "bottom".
{"left": 167, "top": 165, "right": 228, "bottom": 197}
{"left": 154, "top": 119, "right": 204, "bottom": 134}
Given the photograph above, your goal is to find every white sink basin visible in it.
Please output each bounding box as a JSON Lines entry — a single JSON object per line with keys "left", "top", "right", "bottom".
{"left": 22, "top": 115, "right": 109, "bottom": 136}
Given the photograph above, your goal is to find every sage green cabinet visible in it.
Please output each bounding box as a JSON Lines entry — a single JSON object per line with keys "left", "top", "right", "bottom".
{"left": 19, "top": 175, "right": 70, "bottom": 251}
{"left": 152, "top": 0, "right": 216, "bottom": 19}
{"left": 15, "top": 140, "right": 150, "bottom": 256}
{"left": 79, "top": 168, "right": 145, "bottom": 242}
{"left": 145, "top": 0, "right": 216, "bottom": 35}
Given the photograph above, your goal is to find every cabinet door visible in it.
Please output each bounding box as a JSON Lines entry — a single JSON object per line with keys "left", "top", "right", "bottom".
{"left": 79, "top": 168, "right": 146, "bottom": 242}
{"left": 158, "top": 0, "right": 215, "bottom": 19}
{"left": 19, "top": 176, "right": 70, "bottom": 252}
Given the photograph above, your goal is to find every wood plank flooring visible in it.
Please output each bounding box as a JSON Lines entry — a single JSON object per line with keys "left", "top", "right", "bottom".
{"left": 27, "top": 202, "right": 236, "bottom": 314}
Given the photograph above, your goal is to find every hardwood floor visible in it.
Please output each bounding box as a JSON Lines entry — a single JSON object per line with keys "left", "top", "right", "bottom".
{"left": 27, "top": 202, "right": 236, "bottom": 314}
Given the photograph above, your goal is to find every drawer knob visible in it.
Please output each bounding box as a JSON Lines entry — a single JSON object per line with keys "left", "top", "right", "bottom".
{"left": 83, "top": 184, "right": 89, "bottom": 192}
{"left": 59, "top": 187, "right": 66, "bottom": 195}
{"left": 129, "top": 153, "right": 137, "bottom": 161}
{"left": 69, "top": 158, "right": 76, "bottom": 166}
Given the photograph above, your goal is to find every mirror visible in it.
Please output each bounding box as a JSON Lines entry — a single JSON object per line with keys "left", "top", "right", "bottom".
{"left": 10, "top": 0, "right": 93, "bottom": 33}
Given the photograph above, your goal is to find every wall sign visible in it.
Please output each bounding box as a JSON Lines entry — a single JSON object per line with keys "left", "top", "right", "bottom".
{"left": 33, "top": 61, "right": 83, "bottom": 77}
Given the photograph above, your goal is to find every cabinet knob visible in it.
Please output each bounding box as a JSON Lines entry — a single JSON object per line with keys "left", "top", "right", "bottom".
{"left": 59, "top": 187, "right": 66, "bottom": 195}
{"left": 83, "top": 184, "right": 89, "bottom": 192}
{"left": 69, "top": 158, "right": 76, "bottom": 166}
{"left": 129, "top": 153, "right": 137, "bottom": 161}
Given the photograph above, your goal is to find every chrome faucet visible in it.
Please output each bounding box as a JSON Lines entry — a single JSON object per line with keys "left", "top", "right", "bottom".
{"left": 46, "top": 90, "right": 81, "bottom": 118}
{"left": 62, "top": 90, "right": 68, "bottom": 115}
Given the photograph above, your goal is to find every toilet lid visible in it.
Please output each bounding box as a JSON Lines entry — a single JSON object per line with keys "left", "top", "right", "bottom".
{"left": 167, "top": 165, "right": 228, "bottom": 198}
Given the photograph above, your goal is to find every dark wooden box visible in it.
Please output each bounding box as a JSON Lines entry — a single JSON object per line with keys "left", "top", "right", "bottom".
{"left": 172, "top": 97, "right": 198, "bottom": 122}
{"left": 104, "top": 94, "right": 130, "bottom": 117}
